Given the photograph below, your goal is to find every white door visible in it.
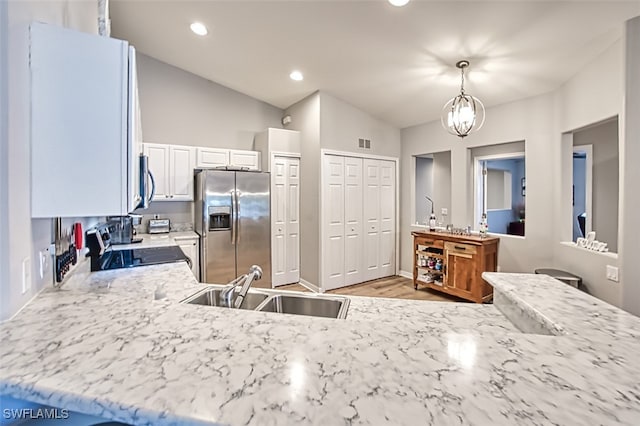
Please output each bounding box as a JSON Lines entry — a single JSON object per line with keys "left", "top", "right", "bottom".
{"left": 379, "top": 160, "right": 396, "bottom": 277}
{"left": 285, "top": 158, "right": 300, "bottom": 284}
{"left": 271, "top": 156, "right": 301, "bottom": 287}
{"left": 272, "top": 158, "right": 287, "bottom": 285}
{"left": 144, "top": 143, "right": 169, "bottom": 201}
{"left": 169, "top": 145, "right": 195, "bottom": 201}
{"left": 323, "top": 155, "right": 346, "bottom": 290}
{"left": 363, "top": 159, "right": 381, "bottom": 281}
{"left": 344, "top": 157, "right": 363, "bottom": 286}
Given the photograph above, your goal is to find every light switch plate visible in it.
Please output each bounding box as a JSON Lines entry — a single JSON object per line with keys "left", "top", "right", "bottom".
{"left": 441, "top": 208, "right": 448, "bottom": 216}
{"left": 606, "top": 265, "right": 619, "bottom": 282}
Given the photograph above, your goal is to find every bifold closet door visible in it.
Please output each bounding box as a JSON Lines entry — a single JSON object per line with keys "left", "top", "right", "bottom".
{"left": 379, "top": 160, "right": 396, "bottom": 277}
{"left": 271, "top": 156, "right": 300, "bottom": 287}
{"left": 344, "top": 157, "right": 363, "bottom": 286}
{"left": 363, "top": 159, "right": 381, "bottom": 281}
{"left": 323, "top": 155, "right": 346, "bottom": 290}
{"left": 363, "top": 159, "right": 396, "bottom": 281}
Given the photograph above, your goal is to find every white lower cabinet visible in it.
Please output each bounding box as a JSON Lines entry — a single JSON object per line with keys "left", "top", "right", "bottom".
{"left": 176, "top": 237, "right": 200, "bottom": 280}
{"left": 143, "top": 143, "right": 196, "bottom": 201}
{"left": 271, "top": 156, "right": 300, "bottom": 287}
{"left": 322, "top": 154, "right": 396, "bottom": 291}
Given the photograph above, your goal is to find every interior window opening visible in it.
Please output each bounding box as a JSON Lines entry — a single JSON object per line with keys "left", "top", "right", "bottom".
{"left": 471, "top": 141, "right": 526, "bottom": 237}
{"left": 414, "top": 151, "right": 452, "bottom": 228}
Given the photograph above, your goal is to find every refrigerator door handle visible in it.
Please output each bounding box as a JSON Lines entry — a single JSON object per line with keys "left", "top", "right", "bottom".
{"left": 236, "top": 190, "right": 241, "bottom": 244}
{"left": 231, "top": 190, "right": 237, "bottom": 245}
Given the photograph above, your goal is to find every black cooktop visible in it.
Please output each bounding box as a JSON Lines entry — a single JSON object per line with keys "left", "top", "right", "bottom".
{"left": 98, "top": 246, "right": 189, "bottom": 270}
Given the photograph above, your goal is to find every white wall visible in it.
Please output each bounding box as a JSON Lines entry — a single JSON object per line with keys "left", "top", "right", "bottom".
{"left": 554, "top": 40, "right": 624, "bottom": 307}
{"left": 319, "top": 92, "right": 401, "bottom": 158}
{"left": 134, "top": 53, "right": 283, "bottom": 149}
{"left": 432, "top": 151, "right": 452, "bottom": 225}
{"left": 284, "top": 92, "right": 321, "bottom": 286}
{"left": 0, "top": 0, "right": 8, "bottom": 315}
{"left": 620, "top": 16, "right": 640, "bottom": 315}
{"left": 401, "top": 94, "right": 556, "bottom": 277}
{"left": 401, "top": 38, "right": 630, "bottom": 308}
{"left": 1, "top": 0, "right": 99, "bottom": 321}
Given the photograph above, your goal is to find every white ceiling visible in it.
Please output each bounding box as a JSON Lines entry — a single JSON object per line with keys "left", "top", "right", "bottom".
{"left": 110, "top": 1, "right": 640, "bottom": 129}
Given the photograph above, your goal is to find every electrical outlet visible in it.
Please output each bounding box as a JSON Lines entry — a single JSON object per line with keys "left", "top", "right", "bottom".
{"left": 441, "top": 208, "right": 448, "bottom": 216}
{"left": 22, "top": 257, "right": 31, "bottom": 294}
{"left": 606, "top": 265, "right": 619, "bottom": 282}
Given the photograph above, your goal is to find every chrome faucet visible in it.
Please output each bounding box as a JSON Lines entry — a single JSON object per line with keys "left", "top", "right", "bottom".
{"left": 220, "top": 265, "right": 263, "bottom": 309}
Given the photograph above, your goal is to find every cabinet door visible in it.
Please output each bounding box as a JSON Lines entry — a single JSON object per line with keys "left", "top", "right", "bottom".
{"left": 178, "top": 239, "right": 199, "bottom": 280}
{"left": 169, "top": 145, "right": 195, "bottom": 201}
{"left": 445, "top": 250, "right": 476, "bottom": 300}
{"left": 230, "top": 150, "right": 261, "bottom": 171}
{"left": 30, "top": 23, "right": 130, "bottom": 217}
{"left": 143, "top": 143, "right": 170, "bottom": 201}
{"left": 323, "top": 155, "right": 346, "bottom": 290}
{"left": 363, "top": 159, "right": 381, "bottom": 281}
{"left": 196, "top": 148, "right": 229, "bottom": 168}
{"left": 379, "top": 160, "right": 396, "bottom": 278}
{"left": 344, "top": 157, "right": 363, "bottom": 286}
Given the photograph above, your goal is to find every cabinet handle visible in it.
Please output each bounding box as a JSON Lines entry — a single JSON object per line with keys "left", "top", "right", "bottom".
{"left": 454, "top": 245, "right": 466, "bottom": 250}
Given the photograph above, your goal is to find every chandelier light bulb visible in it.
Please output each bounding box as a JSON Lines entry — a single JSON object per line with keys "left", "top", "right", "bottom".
{"left": 441, "top": 60, "right": 485, "bottom": 138}
{"left": 389, "top": 0, "right": 411, "bottom": 6}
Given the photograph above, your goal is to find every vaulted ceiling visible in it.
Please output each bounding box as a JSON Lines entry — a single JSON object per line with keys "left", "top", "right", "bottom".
{"left": 111, "top": 1, "right": 640, "bottom": 128}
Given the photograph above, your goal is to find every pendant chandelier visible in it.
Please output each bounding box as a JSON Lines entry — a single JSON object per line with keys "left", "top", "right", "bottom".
{"left": 441, "top": 60, "right": 485, "bottom": 138}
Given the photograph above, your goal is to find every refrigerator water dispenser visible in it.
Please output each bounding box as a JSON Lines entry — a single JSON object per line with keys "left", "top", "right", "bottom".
{"left": 209, "top": 206, "right": 231, "bottom": 231}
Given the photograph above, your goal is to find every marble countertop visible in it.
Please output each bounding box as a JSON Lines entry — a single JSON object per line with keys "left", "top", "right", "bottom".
{"left": 1, "top": 264, "right": 640, "bottom": 425}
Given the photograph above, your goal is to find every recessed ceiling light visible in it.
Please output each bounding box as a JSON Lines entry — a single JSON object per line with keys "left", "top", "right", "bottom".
{"left": 289, "top": 70, "right": 304, "bottom": 81}
{"left": 190, "top": 22, "right": 208, "bottom": 36}
{"left": 388, "top": 0, "right": 410, "bottom": 6}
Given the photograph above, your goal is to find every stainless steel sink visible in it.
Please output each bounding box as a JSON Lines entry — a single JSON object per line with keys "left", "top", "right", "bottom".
{"left": 256, "top": 294, "right": 349, "bottom": 319}
{"left": 183, "top": 287, "right": 269, "bottom": 310}
{"left": 181, "top": 286, "right": 349, "bottom": 319}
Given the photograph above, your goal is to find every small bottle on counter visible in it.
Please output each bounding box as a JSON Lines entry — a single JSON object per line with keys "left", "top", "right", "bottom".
{"left": 479, "top": 213, "right": 489, "bottom": 238}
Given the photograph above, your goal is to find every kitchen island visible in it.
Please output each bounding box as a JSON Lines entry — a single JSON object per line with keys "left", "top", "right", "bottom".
{"left": 1, "top": 260, "right": 639, "bottom": 425}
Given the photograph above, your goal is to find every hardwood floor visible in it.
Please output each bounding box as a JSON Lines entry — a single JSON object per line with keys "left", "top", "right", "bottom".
{"left": 278, "top": 275, "right": 466, "bottom": 303}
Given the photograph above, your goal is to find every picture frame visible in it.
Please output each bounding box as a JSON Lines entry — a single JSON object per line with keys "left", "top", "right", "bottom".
{"left": 521, "top": 177, "right": 526, "bottom": 196}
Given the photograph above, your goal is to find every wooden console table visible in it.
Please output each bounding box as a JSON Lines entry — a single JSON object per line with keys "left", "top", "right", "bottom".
{"left": 412, "top": 231, "right": 499, "bottom": 303}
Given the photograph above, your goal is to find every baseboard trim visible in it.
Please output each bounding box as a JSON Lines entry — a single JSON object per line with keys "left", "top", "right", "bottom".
{"left": 299, "top": 278, "right": 322, "bottom": 293}
{"left": 399, "top": 270, "right": 413, "bottom": 280}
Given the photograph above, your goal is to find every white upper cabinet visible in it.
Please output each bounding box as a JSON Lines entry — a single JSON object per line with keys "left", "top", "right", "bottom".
{"left": 196, "top": 148, "right": 229, "bottom": 169}
{"left": 229, "top": 150, "right": 261, "bottom": 170}
{"left": 30, "top": 22, "right": 141, "bottom": 217}
{"left": 196, "top": 148, "right": 261, "bottom": 170}
{"left": 143, "top": 143, "right": 195, "bottom": 201}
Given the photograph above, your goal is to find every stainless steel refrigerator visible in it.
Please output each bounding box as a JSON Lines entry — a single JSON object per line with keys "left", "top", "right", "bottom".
{"left": 195, "top": 169, "right": 271, "bottom": 287}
